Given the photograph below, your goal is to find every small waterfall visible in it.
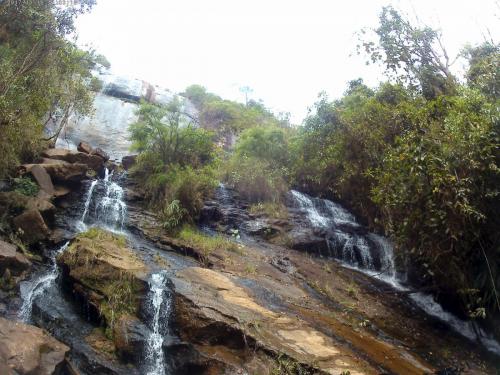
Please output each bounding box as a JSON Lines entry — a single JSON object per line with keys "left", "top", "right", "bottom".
{"left": 289, "top": 189, "right": 500, "bottom": 355}
{"left": 19, "top": 168, "right": 126, "bottom": 322}
{"left": 215, "top": 183, "right": 232, "bottom": 205}
{"left": 77, "top": 179, "right": 98, "bottom": 231}
{"left": 19, "top": 241, "right": 69, "bottom": 322}
{"left": 290, "top": 190, "right": 330, "bottom": 228}
{"left": 95, "top": 169, "right": 127, "bottom": 230}
{"left": 145, "top": 272, "right": 169, "bottom": 375}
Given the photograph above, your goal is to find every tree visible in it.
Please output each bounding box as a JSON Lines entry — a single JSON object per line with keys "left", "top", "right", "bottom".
{"left": 129, "top": 98, "right": 214, "bottom": 168}
{"left": 0, "top": 0, "right": 97, "bottom": 177}
{"left": 359, "top": 6, "right": 456, "bottom": 99}
{"left": 463, "top": 42, "right": 500, "bottom": 100}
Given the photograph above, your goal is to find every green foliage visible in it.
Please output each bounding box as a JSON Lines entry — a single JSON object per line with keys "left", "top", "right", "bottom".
{"left": 372, "top": 88, "right": 499, "bottom": 313}
{"left": 223, "top": 125, "right": 292, "bottom": 204}
{"left": 224, "top": 155, "right": 288, "bottom": 204}
{"left": 249, "top": 202, "right": 288, "bottom": 220}
{"left": 359, "top": 6, "right": 456, "bottom": 99}
{"left": 12, "top": 177, "right": 39, "bottom": 197}
{"left": 78, "top": 227, "right": 127, "bottom": 248}
{"left": 129, "top": 101, "right": 218, "bottom": 229}
{"left": 129, "top": 99, "right": 215, "bottom": 167}
{"left": 183, "top": 84, "right": 287, "bottom": 138}
{"left": 463, "top": 42, "right": 500, "bottom": 100}
{"left": 0, "top": 0, "right": 98, "bottom": 178}
{"left": 160, "top": 200, "right": 188, "bottom": 232}
{"left": 292, "top": 10, "right": 500, "bottom": 324}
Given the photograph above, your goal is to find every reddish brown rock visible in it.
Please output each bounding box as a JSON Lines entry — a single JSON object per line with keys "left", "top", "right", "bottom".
{"left": 0, "top": 317, "right": 69, "bottom": 375}
{"left": 42, "top": 149, "right": 103, "bottom": 172}
{"left": 40, "top": 161, "right": 88, "bottom": 183}
{"left": 0, "top": 240, "right": 31, "bottom": 276}
{"left": 77, "top": 141, "right": 93, "bottom": 154}
{"left": 91, "top": 147, "right": 109, "bottom": 162}
{"left": 13, "top": 209, "right": 50, "bottom": 244}
{"left": 29, "top": 164, "right": 54, "bottom": 197}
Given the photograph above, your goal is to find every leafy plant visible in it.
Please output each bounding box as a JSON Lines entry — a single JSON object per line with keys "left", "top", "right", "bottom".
{"left": 12, "top": 177, "right": 39, "bottom": 197}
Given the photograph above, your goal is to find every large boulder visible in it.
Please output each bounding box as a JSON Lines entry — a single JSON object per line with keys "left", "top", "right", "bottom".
{"left": 0, "top": 240, "right": 31, "bottom": 276}
{"left": 121, "top": 155, "right": 137, "bottom": 171}
{"left": 40, "top": 161, "right": 88, "bottom": 183}
{"left": 0, "top": 317, "right": 69, "bottom": 375}
{"left": 42, "top": 149, "right": 104, "bottom": 172}
{"left": 91, "top": 147, "right": 109, "bottom": 162}
{"left": 13, "top": 209, "right": 50, "bottom": 244}
{"left": 28, "top": 164, "right": 54, "bottom": 197}
{"left": 57, "top": 229, "right": 147, "bottom": 335}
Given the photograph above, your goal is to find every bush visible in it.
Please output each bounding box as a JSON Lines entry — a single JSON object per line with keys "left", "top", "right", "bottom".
{"left": 12, "top": 177, "right": 39, "bottom": 197}
{"left": 224, "top": 156, "right": 288, "bottom": 204}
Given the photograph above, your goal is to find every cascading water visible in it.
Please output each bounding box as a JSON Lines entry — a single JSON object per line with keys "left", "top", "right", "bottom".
{"left": 95, "top": 169, "right": 127, "bottom": 230}
{"left": 145, "top": 272, "right": 170, "bottom": 375}
{"left": 20, "top": 167, "right": 172, "bottom": 372}
{"left": 289, "top": 189, "right": 500, "bottom": 355}
{"left": 290, "top": 190, "right": 377, "bottom": 272}
{"left": 77, "top": 179, "right": 98, "bottom": 231}
{"left": 18, "top": 241, "right": 69, "bottom": 322}
{"left": 19, "top": 168, "right": 126, "bottom": 322}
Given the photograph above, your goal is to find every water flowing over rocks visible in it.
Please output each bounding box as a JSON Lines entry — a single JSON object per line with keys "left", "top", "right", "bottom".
{"left": 1, "top": 137, "right": 498, "bottom": 375}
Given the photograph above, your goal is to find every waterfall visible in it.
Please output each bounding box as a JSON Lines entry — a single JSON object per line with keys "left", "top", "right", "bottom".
{"left": 95, "top": 169, "right": 127, "bottom": 230}
{"left": 145, "top": 272, "right": 169, "bottom": 375}
{"left": 18, "top": 241, "right": 69, "bottom": 322}
{"left": 290, "top": 190, "right": 330, "bottom": 228}
{"left": 19, "top": 168, "right": 126, "bottom": 322}
{"left": 289, "top": 189, "right": 500, "bottom": 355}
{"left": 77, "top": 179, "right": 98, "bottom": 231}
{"left": 290, "top": 190, "right": 375, "bottom": 270}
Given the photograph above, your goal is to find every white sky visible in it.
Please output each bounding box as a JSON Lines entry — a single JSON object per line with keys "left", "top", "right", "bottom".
{"left": 75, "top": 0, "right": 500, "bottom": 123}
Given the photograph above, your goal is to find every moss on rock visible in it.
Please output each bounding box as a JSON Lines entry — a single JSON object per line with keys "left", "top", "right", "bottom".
{"left": 58, "top": 228, "right": 147, "bottom": 338}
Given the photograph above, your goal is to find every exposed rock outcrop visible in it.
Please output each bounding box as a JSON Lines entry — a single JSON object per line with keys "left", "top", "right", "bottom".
{"left": 28, "top": 164, "right": 55, "bottom": 197}
{"left": 21, "top": 161, "right": 88, "bottom": 184}
{"left": 0, "top": 317, "right": 69, "bottom": 375}
{"left": 42, "top": 148, "right": 104, "bottom": 172}
{"left": 171, "top": 266, "right": 376, "bottom": 375}
{"left": 0, "top": 240, "right": 31, "bottom": 277}
{"left": 57, "top": 229, "right": 148, "bottom": 335}
{"left": 13, "top": 209, "right": 50, "bottom": 244}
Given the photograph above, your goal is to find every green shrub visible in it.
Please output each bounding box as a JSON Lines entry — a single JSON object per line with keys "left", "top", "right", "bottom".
{"left": 223, "top": 156, "right": 288, "bottom": 204}
{"left": 160, "top": 200, "right": 187, "bottom": 232}
{"left": 12, "top": 177, "right": 39, "bottom": 197}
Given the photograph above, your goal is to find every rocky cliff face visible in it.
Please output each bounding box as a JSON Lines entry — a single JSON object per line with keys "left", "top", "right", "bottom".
{"left": 55, "top": 70, "right": 197, "bottom": 161}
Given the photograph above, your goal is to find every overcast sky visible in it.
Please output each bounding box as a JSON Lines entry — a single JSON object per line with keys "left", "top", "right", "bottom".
{"left": 75, "top": 0, "right": 500, "bottom": 123}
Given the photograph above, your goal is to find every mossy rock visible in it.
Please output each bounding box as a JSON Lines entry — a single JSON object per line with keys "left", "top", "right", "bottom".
{"left": 58, "top": 228, "right": 148, "bottom": 337}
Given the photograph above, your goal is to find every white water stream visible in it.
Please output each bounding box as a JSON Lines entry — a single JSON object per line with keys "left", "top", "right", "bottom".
{"left": 19, "top": 169, "right": 125, "bottom": 321}
{"left": 145, "top": 272, "right": 169, "bottom": 375}
{"left": 19, "top": 168, "right": 171, "bottom": 373}
{"left": 289, "top": 190, "right": 500, "bottom": 355}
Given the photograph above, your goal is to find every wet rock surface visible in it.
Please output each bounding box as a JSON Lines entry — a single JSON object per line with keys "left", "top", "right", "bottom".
{"left": 5, "top": 155, "right": 498, "bottom": 375}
